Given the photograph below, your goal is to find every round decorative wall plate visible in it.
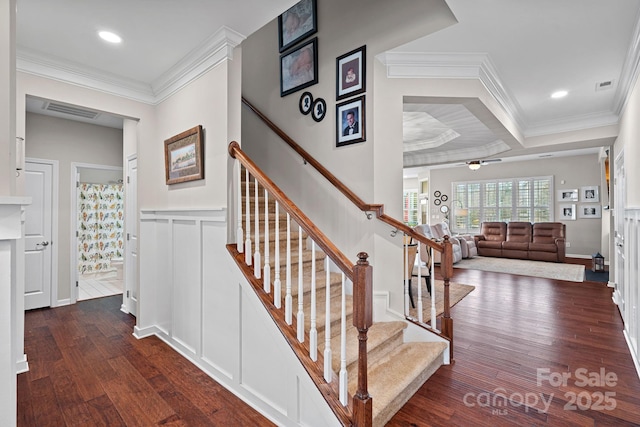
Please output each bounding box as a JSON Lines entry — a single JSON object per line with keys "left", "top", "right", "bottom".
{"left": 311, "top": 98, "right": 326, "bottom": 122}
{"left": 440, "top": 205, "right": 449, "bottom": 213}
{"left": 434, "top": 199, "right": 441, "bottom": 206}
{"left": 441, "top": 194, "right": 448, "bottom": 202}
{"left": 434, "top": 190, "right": 441, "bottom": 197}
{"left": 299, "top": 92, "right": 313, "bottom": 115}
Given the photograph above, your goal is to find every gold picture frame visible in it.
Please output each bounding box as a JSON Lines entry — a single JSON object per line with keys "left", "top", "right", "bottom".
{"left": 164, "top": 125, "right": 204, "bottom": 185}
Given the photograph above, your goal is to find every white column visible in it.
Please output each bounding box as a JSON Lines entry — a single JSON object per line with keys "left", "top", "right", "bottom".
{"left": 0, "top": 197, "right": 31, "bottom": 427}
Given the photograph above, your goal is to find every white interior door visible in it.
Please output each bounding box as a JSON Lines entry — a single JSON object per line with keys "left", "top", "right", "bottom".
{"left": 24, "top": 161, "right": 54, "bottom": 310}
{"left": 125, "top": 155, "right": 138, "bottom": 316}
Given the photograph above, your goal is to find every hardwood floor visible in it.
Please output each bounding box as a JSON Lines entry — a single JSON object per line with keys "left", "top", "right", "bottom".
{"left": 18, "top": 259, "right": 640, "bottom": 426}
{"left": 389, "top": 259, "right": 640, "bottom": 426}
{"left": 18, "top": 296, "right": 275, "bottom": 427}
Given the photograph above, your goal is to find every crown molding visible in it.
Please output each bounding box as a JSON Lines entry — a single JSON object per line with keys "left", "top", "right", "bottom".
{"left": 379, "top": 51, "right": 630, "bottom": 138}
{"left": 613, "top": 7, "right": 640, "bottom": 116}
{"left": 152, "top": 26, "right": 245, "bottom": 103}
{"left": 16, "top": 48, "right": 156, "bottom": 104}
{"left": 16, "top": 26, "right": 245, "bottom": 105}
{"left": 379, "top": 52, "right": 524, "bottom": 131}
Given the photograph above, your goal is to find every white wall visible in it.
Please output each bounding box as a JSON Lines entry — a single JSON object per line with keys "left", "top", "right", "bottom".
{"left": 242, "top": 0, "right": 457, "bottom": 315}
{"left": 25, "top": 113, "right": 123, "bottom": 301}
{"left": 0, "top": 0, "right": 16, "bottom": 196}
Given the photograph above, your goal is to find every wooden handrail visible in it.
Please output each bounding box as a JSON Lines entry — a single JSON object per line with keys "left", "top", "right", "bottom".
{"left": 242, "top": 97, "right": 444, "bottom": 256}
{"left": 229, "top": 141, "right": 354, "bottom": 281}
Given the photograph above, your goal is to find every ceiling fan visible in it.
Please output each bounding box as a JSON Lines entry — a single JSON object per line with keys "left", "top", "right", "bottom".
{"left": 465, "top": 158, "right": 502, "bottom": 170}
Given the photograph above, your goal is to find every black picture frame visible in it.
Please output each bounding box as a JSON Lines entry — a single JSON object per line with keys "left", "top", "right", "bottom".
{"left": 280, "top": 37, "right": 318, "bottom": 97}
{"left": 278, "top": 0, "right": 317, "bottom": 53}
{"left": 336, "top": 45, "right": 366, "bottom": 100}
{"left": 336, "top": 95, "right": 366, "bottom": 147}
{"left": 299, "top": 91, "right": 313, "bottom": 115}
{"left": 311, "top": 98, "right": 326, "bottom": 122}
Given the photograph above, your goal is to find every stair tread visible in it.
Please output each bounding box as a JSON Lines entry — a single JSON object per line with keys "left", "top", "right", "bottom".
{"left": 351, "top": 341, "right": 448, "bottom": 427}
{"left": 329, "top": 321, "right": 407, "bottom": 372}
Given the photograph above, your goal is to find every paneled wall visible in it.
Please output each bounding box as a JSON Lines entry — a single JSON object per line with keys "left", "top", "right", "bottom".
{"left": 135, "top": 209, "right": 340, "bottom": 426}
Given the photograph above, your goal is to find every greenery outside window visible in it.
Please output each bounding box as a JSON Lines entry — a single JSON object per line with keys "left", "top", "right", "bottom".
{"left": 452, "top": 176, "right": 553, "bottom": 234}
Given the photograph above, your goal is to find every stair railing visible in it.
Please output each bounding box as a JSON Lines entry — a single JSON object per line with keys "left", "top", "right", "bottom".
{"left": 242, "top": 97, "right": 455, "bottom": 350}
{"left": 229, "top": 141, "right": 372, "bottom": 426}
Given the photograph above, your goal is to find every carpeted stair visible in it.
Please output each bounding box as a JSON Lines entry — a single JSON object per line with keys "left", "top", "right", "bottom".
{"left": 242, "top": 174, "right": 447, "bottom": 426}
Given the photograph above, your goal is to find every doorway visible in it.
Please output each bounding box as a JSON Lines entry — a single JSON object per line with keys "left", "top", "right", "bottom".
{"left": 72, "top": 163, "right": 124, "bottom": 302}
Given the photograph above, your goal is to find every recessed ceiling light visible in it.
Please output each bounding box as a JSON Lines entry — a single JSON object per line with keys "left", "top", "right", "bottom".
{"left": 551, "top": 90, "right": 568, "bottom": 99}
{"left": 98, "top": 31, "right": 122, "bottom": 44}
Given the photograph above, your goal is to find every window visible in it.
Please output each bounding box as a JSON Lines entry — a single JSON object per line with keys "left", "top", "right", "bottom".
{"left": 451, "top": 176, "right": 553, "bottom": 233}
{"left": 403, "top": 190, "right": 418, "bottom": 226}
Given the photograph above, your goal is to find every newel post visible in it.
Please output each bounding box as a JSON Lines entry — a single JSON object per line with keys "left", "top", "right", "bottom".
{"left": 440, "top": 236, "right": 454, "bottom": 358}
{"left": 352, "top": 252, "right": 372, "bottom": 426}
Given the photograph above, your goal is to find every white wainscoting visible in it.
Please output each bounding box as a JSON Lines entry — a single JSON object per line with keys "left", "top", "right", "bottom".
{"left": 621, "top": 209, "right": 640, "bottom": 378}
{"left": 135, "top": 209, "right": 340, "bottom": 426}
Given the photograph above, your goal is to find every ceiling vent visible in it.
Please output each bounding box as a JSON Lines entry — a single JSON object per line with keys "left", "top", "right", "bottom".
{"left": 43, "top": 102, "right": 100, "bottom": 119}
{"left": 595, "top": 80, "right": 615, "bottom": 91}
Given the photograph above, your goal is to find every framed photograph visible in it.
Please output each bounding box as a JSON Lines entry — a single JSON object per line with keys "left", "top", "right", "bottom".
{"left": 336, "top": 45, "right": 366, "bottom": 100}
{"left": 336, "top": 95, "right": 366, "bottom": 147}
{"left": 280, "top": 37, "right": 318, "bottom": 97}
{"left": 559, "top": 203, "right": 576, "bottom": 221}
{"left": 578, "top": 205, "right": 602, "bottom": 219}
{"left": 278, "top": 0, "right": 317, "bottom": 53}
{"left": 557, "top": 189, "right": 578, "bottom": 202}
{"left": 580, "top": 186, "right": 599, "bottom": 202}
{"left": 164, "top": 125, "right": 204, "bottom": 185}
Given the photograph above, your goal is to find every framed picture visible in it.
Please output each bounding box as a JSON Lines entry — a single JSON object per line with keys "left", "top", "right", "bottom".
{"left": 299, "top": 91, "right": 313, "bottom": 115}
{"left": 557, "top": 189, "right": 578, "bottom": 202}
{"left": 580, "top": 186, "right": 599, "bottom": 202}
{"left": 336, "top": 45, "right": 366, "bottom": 100}
{"left": 578, "top": 205, "right": 602, "bottom": 219}
{"left": 164, "top": 125, "right": 204, "bottom": 185}
{"left": 311, "top": 98, "right": 326, "bottom": 122}
{"left": 280, "top": 37, "right": 318, "bottom": 97}
{"left": 278, "top": 0, "right": 317, "bottom": 53}
{"left": 559, "top": 203, "right": 576, "bottom": 220}
{"left": 336, "top": 95, "right": 366, "bottom": 147}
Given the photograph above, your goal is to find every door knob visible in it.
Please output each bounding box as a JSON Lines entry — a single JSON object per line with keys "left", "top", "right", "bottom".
{"left": 37, "top": 241, "right": 49, "bottom": 247}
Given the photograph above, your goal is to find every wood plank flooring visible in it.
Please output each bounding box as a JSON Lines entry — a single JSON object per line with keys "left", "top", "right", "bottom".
{"left": 18, "top": 259, "right": 640, "bottom": 426}
{"left": 18, "top": 296, "right": 275, "bottom": 427}
{"left": 389, "top": 258, "right": 640, "bottom": 426}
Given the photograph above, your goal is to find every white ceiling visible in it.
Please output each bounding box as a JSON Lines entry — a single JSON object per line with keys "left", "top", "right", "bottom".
{"left": 15, "top": 0, "right": 640, "bottom": 169}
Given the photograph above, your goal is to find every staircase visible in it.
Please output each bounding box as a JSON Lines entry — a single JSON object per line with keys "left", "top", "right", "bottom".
{"left": 235, "top": 171, "right": 448, "bottom": 426}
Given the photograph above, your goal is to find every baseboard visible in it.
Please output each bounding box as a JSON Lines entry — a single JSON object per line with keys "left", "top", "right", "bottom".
{"left": 54, "top": 298, "right": 71, "bottom": 307}
{"left": 608, "top": 280, "right": 616, "bottom": 288}
{"left": 16, "top": 354, "right": 28, "bottom": 374}
{"left": 120, "top": 304, "right": 128, "bottom": 314}
{"left": 623, "top": 329, "right": 640, "bottom": 380}
{"left": 133, "top": 325, "right": 160, "bottom": 339}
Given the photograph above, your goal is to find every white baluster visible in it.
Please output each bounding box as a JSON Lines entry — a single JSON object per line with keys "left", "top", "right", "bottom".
{"left": 254, "top": 178, "right": 261, "bottom": 278}
{"left": 263, "top": 190, "right": 270, "bottom": 292}
{"left": 417, "top": 240, "right": 423, "bottom": 323}
{"left": 297, "top": 225, "right": 304, "bottom": 342}
{"left": 245, "top": 169, "right": 252, "bottom": 266}
{"left": 309, "top": 241, "right": 317, "bottom": 361}
{"left": 404, "top": 241, "right": 409, "bottom": 315}
{"left": 339, "top": 272, "right": 348, "bottom": 406}
{"left": 236, "top": 161, "right": 243, "bottom": 253}
{"left": 273, "top": 202, "right": 281, "bottom": 309}
{"left": 285, "top": 213, "right": 292, "bottom": 325}
{"left": 431, "top": 246, "right": 437, "bottom": 330}
{"left": 323, "top": 256, "right": 332, "bottom": 382}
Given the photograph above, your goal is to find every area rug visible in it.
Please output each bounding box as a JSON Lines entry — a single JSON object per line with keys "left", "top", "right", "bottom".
{"left": 407, "top": 280, "right": 475, "bottom": 322}
{"left": 585, "top": 269, "right": 609, "bottom": 283}
{"left": 454, "top": 256, "right": 585, "bottom": 282}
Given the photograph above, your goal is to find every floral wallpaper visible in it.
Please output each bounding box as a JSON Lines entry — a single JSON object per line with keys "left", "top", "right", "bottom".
{"left": 78, "top": 183, "right": 124, "bottom": 275}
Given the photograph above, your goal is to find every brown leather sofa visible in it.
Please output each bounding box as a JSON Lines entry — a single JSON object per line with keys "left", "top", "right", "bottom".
{"left": 474, "top": 221, "right": 566, "bottom": 262}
